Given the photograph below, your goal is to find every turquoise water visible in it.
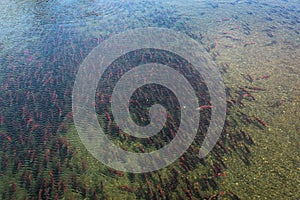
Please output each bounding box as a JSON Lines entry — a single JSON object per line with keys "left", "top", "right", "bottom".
{"left": 0, "top": 0, "right": 299, "bottom": 199}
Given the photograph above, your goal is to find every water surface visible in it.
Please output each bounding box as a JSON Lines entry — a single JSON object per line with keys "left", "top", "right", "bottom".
{"left": 0, "top": 0, "right": 299, "bottom": 199}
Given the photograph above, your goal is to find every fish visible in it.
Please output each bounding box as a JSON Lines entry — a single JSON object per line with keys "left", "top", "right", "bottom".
{"left": 196, "top": 105, "right": 214, "bottom": 110}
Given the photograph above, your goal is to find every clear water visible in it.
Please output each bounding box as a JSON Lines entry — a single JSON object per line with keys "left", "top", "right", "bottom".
{"left": 0, "top": 0, "right": 299, "bottom": 199}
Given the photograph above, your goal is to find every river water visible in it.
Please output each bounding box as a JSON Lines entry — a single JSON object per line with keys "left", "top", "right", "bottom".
{"left": 0, "top": 0, "right": 299, "bottom": 199}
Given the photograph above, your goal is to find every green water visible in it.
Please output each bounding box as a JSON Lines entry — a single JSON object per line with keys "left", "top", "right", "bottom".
{"left": 0, "top": 0, "right": 299, "bottom": 199}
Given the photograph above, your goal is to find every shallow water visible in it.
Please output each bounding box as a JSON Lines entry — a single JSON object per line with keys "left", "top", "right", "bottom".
{"left": 0, "top": 0, "right": 299, "bottom": 199}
